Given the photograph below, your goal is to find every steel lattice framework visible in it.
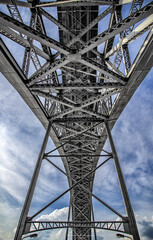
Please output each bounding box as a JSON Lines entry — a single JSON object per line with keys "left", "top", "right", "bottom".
{"left": 0, "top": 0, "right": 153, "bottom": 239}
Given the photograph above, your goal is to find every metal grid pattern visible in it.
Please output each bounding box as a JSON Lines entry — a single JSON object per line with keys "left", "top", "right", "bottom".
{"left": 0, "top": 0, "right": 153, "bottom": 239}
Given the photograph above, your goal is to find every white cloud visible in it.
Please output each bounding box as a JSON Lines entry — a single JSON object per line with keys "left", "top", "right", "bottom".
{"left": 0, "top": 122, "right": 34, "bottom": 203}
{"left": 0, "top": 73, "right": 68, "bottom": 203}
{"left": 34, "top": 208, "right": 69, "bottom": 240}
{"left": 137, "top": 217, "right": 153, "bottom": 240}
{"left": 55, "top": 229, "right": 67, "bottom": 240}
{"left": 36, "top": 207, "right": 69, "bottom": 221}
{"left": 0, "top": 201, "right": 20, "bottom": 240}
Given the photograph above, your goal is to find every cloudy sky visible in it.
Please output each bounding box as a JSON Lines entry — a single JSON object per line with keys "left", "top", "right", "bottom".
{"left": 0, "top": 1, "right": 153, "bottom": 240}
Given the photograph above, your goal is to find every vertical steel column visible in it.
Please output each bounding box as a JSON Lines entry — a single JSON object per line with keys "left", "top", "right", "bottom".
{"left": 104, "top": 121, "right": 140, "bottom": 240}
{"left": 91, "top": 204, "right": 97, "bottom": 240}
{"left": 65, "top": 199, "right": 72, "bottom": 240}
{"left": 14, "top": 121, "right": 53, "bottom": 240}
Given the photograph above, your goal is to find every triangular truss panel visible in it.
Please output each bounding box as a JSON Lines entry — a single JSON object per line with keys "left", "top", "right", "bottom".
{"left": 0, "top": 0, "right": 153, "bottom": 240}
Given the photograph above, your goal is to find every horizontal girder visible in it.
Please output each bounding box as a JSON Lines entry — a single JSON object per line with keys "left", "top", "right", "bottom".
{"left": 30, "top": 82, "right": 123, "bottom": 91}
{"left": 25, "top": 220, "right": 128, "bottom": 233}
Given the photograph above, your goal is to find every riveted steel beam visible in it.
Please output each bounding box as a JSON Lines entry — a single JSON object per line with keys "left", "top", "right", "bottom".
{"left": 0, "top": 11, "right": 71, "bottom": 55}
{"left": 30, "top": 82, "right": 124, "bottom": 91}
{"left": 0, "top": 25, "right": 50, "bottom": 60}
{"left": 0, "top": 0, "right": 32, "bottom": 7}
{"left": 66, "top": 6, "right": 112, "bottom": 47}
{"left": 28, "top": 57, "right": 70, "bottom": 86}
{"left": 79, "top": 2, "right": 153, "bottom": 55}
{"left": 79, "top": 57, "right": 127, "bottom": 84}
{"left": 43, "top": 89, "right": 121, "bottom": 120}
{"left": 106, "top": 16, "right": 153, "bottom": 60}
{"left": 34, "top": 0, "right": 113, "bottom": 8}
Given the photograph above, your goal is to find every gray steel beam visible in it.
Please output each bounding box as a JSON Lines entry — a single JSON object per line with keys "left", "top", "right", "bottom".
{"left": 104, "top": 5, "right": 123, "bottom": 56}
{"left": 79, "top": 57, "right": 127, "bottom": 84}
{"left": 45, "top": 89, "right": 121, "bottom": 120}
{"left": 0, "top": 25, "right": 50, "bottom": 60}
{"left": 24, "top": 220, "right": 128, "bottom": 233}
{"left": 116, "top": 0, "right": 144, "bottom": 74}
{"left": 31, "top": 89, "right": 76, "bottom": 108}
{"left": 40, "top": 6, "right": 111, "bottom": 61}
{"left": 105, "top": 60, "right": 125, "bottom": 77}
{"left": 7, "top": 0, "right": 23, "bottom": 21}
{"left": 30, "top": 82, "right": 123, "bottom": 91}
{"left": 28, "top": 56, "right": 71, "bottom": 86}
{"left": 128, "top": 28, "right": 153, "bottom": 77}
{"left": 34, "top": 1, "right": 113, "bottom": 8}
{"left": 66, "top": 6, "right": 112, "bottom": 47}
{"left": 0, "top": 37, "right": 49, "bottom": 127}
{"left": 105, "top": 121, "right": 140, "bottom": 240}
{"left": 46, "top": 154, "right": 110, "bottom": 157}
{"left": 0, "top": 11, "right": 71, "bottom": 55}
{"left": 79, "top": 2, "right": 153, "bottom": 55}
{"left": 14, "top": 121, "right": 52, "bottom": 240}
{"left": 40, "top": 8, "right": 76, "bottom": 38}
{"left": 35, "top": 8, "right": 52, "bottom": 57}
{"left": 22, "top": 8, "right": 41, "bottom": 76}
{"left": 110, "top": 29, "right": 153, "bottom": 123}
{"left": 55, "top": 122, "right": 101, "bottom": 140}
{"left": 0, "top": 0, "right": 32, "bottom": 7}
{"left": 105, "top": 16, "right": 153, "bottom": 59}
{"left": 40, "top": 7, "right": 103, "bottom": 61}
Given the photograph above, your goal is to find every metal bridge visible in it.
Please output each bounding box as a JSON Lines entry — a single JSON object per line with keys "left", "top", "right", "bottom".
{"left": 0, "top": 0, "right": 153, "bottom": 239}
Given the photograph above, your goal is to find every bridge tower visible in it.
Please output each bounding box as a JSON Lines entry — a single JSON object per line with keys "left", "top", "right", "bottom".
{"left": 0, "top": 0, "right": 153, "bottom": 239}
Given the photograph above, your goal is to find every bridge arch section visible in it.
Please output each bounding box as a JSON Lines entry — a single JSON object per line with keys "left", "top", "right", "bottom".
{"left": 0, "top": 1, "right": 153, "bottom": 239}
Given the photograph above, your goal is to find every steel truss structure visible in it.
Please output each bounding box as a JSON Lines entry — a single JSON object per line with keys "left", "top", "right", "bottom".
{"left": 0, "top": 0, "right": 153, "bottom": 239}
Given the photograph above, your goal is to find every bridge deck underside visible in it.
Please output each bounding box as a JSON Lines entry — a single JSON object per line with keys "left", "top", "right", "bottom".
{"left": 0, "top": 1, "right": 153, "bottom": 240}
{"left": 57, "top": 6, "right": 99, "bottom": 239}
